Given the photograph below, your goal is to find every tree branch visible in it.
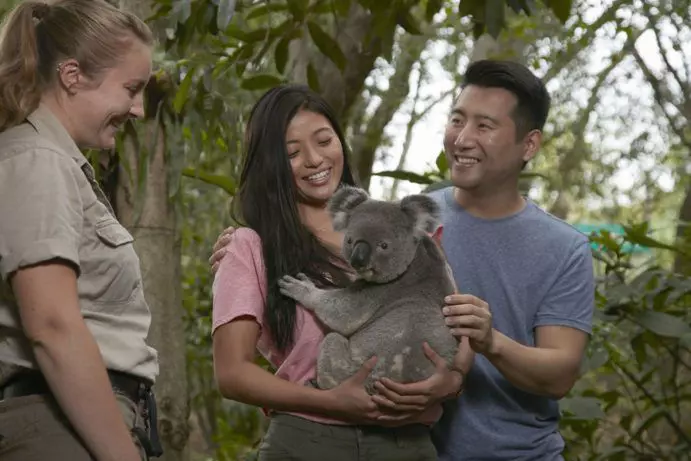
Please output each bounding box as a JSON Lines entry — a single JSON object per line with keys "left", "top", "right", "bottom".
{"left": 548, "top": 41, "right": 629, "bottom": 218}
{"left": 542, "top": 0, "right": 629, "bottom": 84}
{"left": 642, "top": 4, "right": 689, "bottom": 96}
{"left": 631, "top": 45, "right": 691, "bottom": 151}
{"left": 350, "top": 30, "right": 430, "bottom": 189}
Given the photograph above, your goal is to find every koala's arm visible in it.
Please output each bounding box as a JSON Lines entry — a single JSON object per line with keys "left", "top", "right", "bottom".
{"left": 279, "top": 275, "right": 380, "bottom": 336}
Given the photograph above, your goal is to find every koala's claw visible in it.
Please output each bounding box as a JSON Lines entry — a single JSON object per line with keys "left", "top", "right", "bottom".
{"left": 278, "top": 274, "right": 317, "bottom": 306}
{"left": 297, "top": 273, "right": 312, "bottom": 283}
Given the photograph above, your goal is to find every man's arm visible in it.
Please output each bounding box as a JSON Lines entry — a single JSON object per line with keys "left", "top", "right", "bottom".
{"left": 485, "top": 326, "right": 587, "bottom": 398}
{"left": 444, "top": 240, "right": 594, "bottom": 399}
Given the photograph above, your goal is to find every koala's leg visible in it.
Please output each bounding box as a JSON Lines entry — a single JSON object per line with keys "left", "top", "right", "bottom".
{"left": 279, "top": 274, "right": 379, "bottom": 336}
{"left": 316, "top": 333, "right": 361, "bottom": 391}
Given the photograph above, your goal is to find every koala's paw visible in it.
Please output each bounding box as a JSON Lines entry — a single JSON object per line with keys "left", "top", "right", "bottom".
{"left": 278, "top": 273, "right": 317, "bottom": 306}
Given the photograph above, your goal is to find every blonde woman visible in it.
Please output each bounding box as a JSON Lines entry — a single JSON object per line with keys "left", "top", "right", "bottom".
{"left": 0, "top": 1, "right": 161, "bottom": 460}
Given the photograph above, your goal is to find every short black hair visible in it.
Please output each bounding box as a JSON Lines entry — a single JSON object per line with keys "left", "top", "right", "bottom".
{"left": 461, "top": 59, "right": 551, "bottom": 139}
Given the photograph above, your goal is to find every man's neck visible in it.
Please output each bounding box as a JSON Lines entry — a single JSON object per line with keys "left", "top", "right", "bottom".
{"left": 453, "top": 185, "right": 526, "bottom": 220}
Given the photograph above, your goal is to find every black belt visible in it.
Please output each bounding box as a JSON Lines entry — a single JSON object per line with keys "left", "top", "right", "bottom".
{"left": 0, "top": 369, "right": 147, "bottom": 403}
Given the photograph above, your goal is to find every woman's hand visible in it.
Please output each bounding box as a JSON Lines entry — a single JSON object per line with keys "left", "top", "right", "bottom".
{"left": 209, "top": 226, "right": 237, "bottom": 274}
{"left": 371, "top": 342, "right": 463, "bottom": 422}
{"left": 325, "top": 357, "right": 385, "bottom": 424}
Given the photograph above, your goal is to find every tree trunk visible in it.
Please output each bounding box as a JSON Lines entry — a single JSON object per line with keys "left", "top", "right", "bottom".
{"left": 116, "top": 1, "right": 190, "bottom": 460}
{"left": 350, "top": 32, "right": 429, "bottom": 190}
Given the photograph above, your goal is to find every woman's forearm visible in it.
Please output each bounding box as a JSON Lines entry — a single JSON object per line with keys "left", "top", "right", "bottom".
{"left": 217, "top": 361, "right": 340, "bottom": 417}
{"left": 32, "top": 325, "right": 142, "bottom": 461}
{"left": 14, "top": 264, "right": 141, "bottom": 461}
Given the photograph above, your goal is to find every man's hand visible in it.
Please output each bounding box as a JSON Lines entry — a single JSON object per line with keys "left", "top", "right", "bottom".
{"left": 371, "top": 342, "right": 463, "bottom": 422}
{"left": 443, "top": 294, "right": 494, "bottom": 355}
{"left": 209, "top": 226, "right": 236, "bottom": 274}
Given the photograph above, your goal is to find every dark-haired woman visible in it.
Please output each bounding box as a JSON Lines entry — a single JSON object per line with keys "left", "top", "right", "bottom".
{"left": 211, "top": 84, "right": 472, "bottom": 460}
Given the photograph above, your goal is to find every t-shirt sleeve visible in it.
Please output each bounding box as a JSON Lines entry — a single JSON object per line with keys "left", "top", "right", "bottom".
{"left": 0, "top": 149, "right": 83, "bottom": 281}
{"left": 533, "top": 239, "right": 595, "bottom": 334}
{"left": 211, "top": 228, "right": 267, "bottom": 335}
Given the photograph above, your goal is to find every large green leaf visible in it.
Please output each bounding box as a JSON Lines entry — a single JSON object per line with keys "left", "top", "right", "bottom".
{"left": 425, "top": 0, "right": 444, "bottom": 21}
{"left": 634, "top": 311, "right": 691, "bottom": 338}
{"left": 435, "top": 151, "right": 448, "bottom": 175}
{"left": 246, "top": 4, "right": 288, "bottom": 20}
{"left": 174, "top": 68, "right": 195, "bottom": 114}
{"left": 182, "top": 168, "right": 236, "bottom": 196}
{"left": 623, "top": 225, "right": 689, "bottom": 255}
{"left": 307, "top": 21, "right": 347, "bottom": 71}
{"left": 560, "top": 396, "right": 604, "bottom": 420}
{"left": 216, "top": 0, "right": 236, "bottom": 30}
{"left": 397, "top": 10, "right": 423, "bottom": 35}
{"left": 545, "top": 0, "right": 574, "bottom": 23}
{"left": 287, "top": 0, "right": 309, "bottom": 21}
{"left": 485, "top": 0, "right": 505, "bottom": 38}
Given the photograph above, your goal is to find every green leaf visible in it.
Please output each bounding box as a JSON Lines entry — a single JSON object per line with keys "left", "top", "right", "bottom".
{"left": 274, "top": 29, "right": 301, "bottom": 74}
{"left": 181, "top": 168, "right": 235, "bottom": 195}
{"left": 560, "top": 396, "right": 604, "bottom": 420}
{"left": 371, "top": 170, "right": 435, "bottom": 185}
{"left": 634, "top": 311, "right": 691, "bottom": 338}
{"left": 435, "top": 151, "right": 448, "bottom": 175}
{"left": 333, "top": 0, "right": 351, "bottom": 16}
{"left": 274, "top": 36, "right": 290, "bottom": 74}
{"left": 307, "top": 21, "right": 347, "bottom": 72}
{"left": 622, "top": 225, "right": 688, "bottom": 255}
{"left": 458, "top": 0, "right": 482, "bottom": 17}
{"left": 174, "top": 68, "right": 195, "bottom": 114}
{"left": 397, "top": 11, "right": 423, "bottom": 35}
{"left": 216, "top": 0, "right": 236, "bottom": 30}
{"left": 425, "top": 0, "right": 443, "bottom": 21}
{"left": 630, "top": 407, "right": 667, "bottom": 442}
{"left": 287, "top": 0, "right": 308, "bottom": 21}
{"left": 173, "top": 0, "right": 192, "bottom": 23}
{"left": 246, "top": 4, "right": 288, "bottom": 20}
{"left": 681, "top": 333, "right": 691, "bottom": 349}
{"left": 485, "top": 0, "right": 505, "bottom": 38}
{"left": 241, "top": 74, "right": 284, "bottom": 91}
{"left": 546, "top": 0, "right": 573, "bottom": 23}
{"left": 630, "top": 333, "right": 647, "bottom": 367}
{"left": 306, "top": 61, "right": 321, "bottom": 93}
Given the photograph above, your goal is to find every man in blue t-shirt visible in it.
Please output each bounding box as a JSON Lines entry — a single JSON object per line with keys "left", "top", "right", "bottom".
{"left": 426, "top": 59, "right": 595, "bottom": 460}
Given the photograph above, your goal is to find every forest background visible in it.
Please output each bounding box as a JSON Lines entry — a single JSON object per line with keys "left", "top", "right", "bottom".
{"left": 1, "top": 0, "right": 690, "bottom": 460}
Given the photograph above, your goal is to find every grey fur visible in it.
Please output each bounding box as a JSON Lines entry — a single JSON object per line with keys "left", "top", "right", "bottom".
{"left": 278, "top": 185, "right": 458, "bottom": 393}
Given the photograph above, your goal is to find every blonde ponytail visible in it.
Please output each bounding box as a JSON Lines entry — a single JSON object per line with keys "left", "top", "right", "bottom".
{"left": 0, "top": 2, "right": 46, "bottom": 131}
{"left": 0, "top": 0, "right": 153, "bottom": 132}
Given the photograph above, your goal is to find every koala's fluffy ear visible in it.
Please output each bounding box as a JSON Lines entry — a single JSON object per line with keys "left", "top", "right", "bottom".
{"left": 328, "top": 185, "right": 369, "bottom": 231}
{"left": 400, "top": 194, "right": 441, "bottom": 235}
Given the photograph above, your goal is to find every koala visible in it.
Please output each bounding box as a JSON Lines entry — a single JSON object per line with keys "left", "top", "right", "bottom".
{"left": 278, "top": 185, "right": 459, "bottom": 393}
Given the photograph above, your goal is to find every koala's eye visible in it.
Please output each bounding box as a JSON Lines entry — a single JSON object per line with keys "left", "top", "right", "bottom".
{"left": 378, "top": 242, "right": 388, "bottom": 250}
{"left": 346, "top": 237, "right": 353, "bottom": 244}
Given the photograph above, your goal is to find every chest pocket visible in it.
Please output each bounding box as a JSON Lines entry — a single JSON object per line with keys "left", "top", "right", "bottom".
{"left": 80, "top": 217, "right": 142, "bottom": 307}
{"left": 96, "top": 219, "right": 134, "bottom": 247}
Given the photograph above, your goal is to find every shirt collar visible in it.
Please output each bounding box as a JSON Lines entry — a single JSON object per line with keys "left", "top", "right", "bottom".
{"left": 25, "top": 103, "right": 89, "bottom": 168}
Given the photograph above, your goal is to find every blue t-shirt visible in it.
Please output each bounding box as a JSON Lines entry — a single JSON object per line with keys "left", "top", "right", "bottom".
{"left": 428, "top": 187, "right": 595, "bottom": 461}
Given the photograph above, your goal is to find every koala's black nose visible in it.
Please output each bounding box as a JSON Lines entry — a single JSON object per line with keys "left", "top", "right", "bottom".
{"left": 350, "top": 240, "right": 371, "bottom": 269}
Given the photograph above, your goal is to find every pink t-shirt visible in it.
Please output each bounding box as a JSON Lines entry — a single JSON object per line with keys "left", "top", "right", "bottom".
{"left": 211, "top": 227, "right": 442, "bottom": 426}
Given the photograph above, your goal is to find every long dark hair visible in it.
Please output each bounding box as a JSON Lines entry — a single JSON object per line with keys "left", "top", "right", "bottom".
{"left": 233, "top": 84, "right": 357, "bottom": 352}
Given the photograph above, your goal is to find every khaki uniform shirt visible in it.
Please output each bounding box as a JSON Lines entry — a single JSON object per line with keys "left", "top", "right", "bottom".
{"left": 0, "top": 104, "right": 158, "bottom": 385}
